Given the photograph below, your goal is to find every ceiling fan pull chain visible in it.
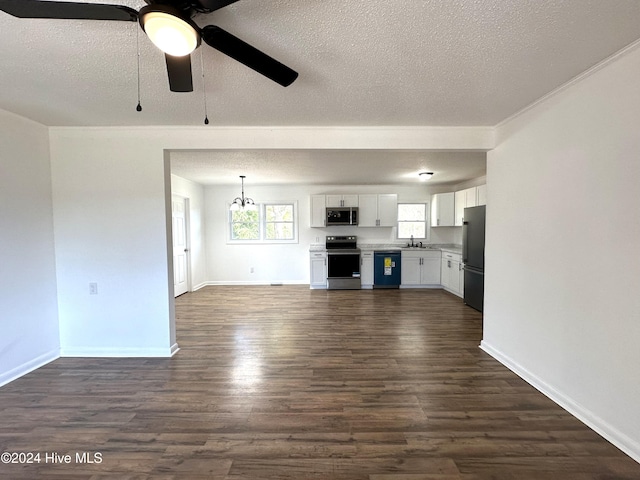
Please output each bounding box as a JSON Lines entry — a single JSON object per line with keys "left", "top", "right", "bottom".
{"left": 136, "top": 25, "right": 142, "bottom": 112}
{"left": 200, "top": 48, "right": 209, "bottom": 125}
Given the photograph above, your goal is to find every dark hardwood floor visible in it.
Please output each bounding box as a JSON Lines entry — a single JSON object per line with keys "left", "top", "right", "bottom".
{"left": 1, "top": 285, "right": 639, "bottom": 479}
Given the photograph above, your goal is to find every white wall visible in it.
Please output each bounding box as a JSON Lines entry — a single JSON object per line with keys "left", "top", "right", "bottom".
{"left": 203, "top": 183, "right": 460, "bottom": 284}
{"left": 171, "top": 174, "right": 207, "bottom": 290}
{"left": 47, "top": 126, "right": 491, "bottom": 358}
{"left": 0, "top": 109, "right": 59, "bottom": 385}
{"left": 483, "top": 43, "right": 640, "bottom": 461}
{"left": 49, "top": 132, "right": 176, "bottom": 357}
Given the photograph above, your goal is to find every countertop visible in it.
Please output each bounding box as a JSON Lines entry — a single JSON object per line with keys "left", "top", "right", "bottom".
{"left": 310, "top": 243, "right": 462, "bottom": 255}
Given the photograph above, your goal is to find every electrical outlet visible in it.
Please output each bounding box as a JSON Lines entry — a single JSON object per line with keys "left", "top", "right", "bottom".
{"left": 89, "top": 282, "right": 98, "bottom": 295}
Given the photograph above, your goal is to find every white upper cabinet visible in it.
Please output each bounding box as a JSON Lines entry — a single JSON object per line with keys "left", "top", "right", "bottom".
{"left": 454, "top": 190, "right": 466, "bottom": 227}
{"left": 476, "top": 184, "right": 487, "bottom": 206}
{"left": 326, "top": 195, "right": 358, "bottom": 207}
{"left": 464, "top": 187, "right": 478, "bottom": 209}
{"left": 310, "top": 195, "right": 327, "bottom": 227}
{"left": 454, "top": 185, "right": 485, "bottom": 226}
{"left": 358, "top": 195, "right": 378, "bottom": 226}
{"left": 358, "top": 194, "right": 398, "bottom": 227}
{"left": 431, "top": 192, "right": 455, "bottom": 227}
{"left": 377, "top": 194, "right": 398, "bottom": 227}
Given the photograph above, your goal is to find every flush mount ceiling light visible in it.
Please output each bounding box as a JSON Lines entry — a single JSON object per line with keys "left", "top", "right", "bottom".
{"left": 419, "top": 172, "right": 434, "bottom": 181}
{"left": 230, "top": 175, "right": 257, "bottom": 211}
{"left": 139, "top": 5, "right": 201, "bottom": 57}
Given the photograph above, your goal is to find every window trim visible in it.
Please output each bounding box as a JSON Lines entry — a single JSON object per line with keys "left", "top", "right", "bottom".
{"left": 263, "top": 203, "right": 296, "bottom": 242}
{"left": 229, "top": 207, "right": 260, "bottom": 241}
{"left": 227, "top": 201, "right": 299, "bottom": 245}
{"left": 396, "top": 202, "right": 429, "bottom": 240}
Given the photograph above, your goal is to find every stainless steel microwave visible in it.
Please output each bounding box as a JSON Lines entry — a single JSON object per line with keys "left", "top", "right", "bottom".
{"left": 326, "top": 207, "right": 358, "bottom": 226}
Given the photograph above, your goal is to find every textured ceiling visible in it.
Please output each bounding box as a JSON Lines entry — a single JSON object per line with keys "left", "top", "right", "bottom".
{"left": 170, "top": 149, "right": 487, "bottom": 186}
{"left": 2, "top": 0, "right": 640, "bottom": 128}
{"left": 2, "top": 0, "right": 640, "bottom": 186}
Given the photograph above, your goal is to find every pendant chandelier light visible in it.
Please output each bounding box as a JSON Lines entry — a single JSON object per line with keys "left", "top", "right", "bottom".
{"left": 229, "top": 175, "right": 256, "bottom": 211}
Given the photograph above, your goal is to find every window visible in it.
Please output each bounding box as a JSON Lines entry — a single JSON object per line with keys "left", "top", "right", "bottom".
{"left": 397, "top": 203, "right": 427, "bottom": 239}
{"left": 230, "top": 208, "right": 260, "bottom": 240}
{"left": 229, "top": 203, "right": 297, "bottom": 243}
{"left": 265, "top": 204, "right": 295, "bottom": 240}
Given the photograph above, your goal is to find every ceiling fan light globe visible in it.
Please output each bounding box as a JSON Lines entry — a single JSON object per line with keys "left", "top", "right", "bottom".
{"left": 142, "top": 11, "right": 199, "bottom": 57}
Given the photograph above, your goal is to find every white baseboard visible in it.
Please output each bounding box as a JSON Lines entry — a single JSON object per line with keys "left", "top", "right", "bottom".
{"left": 399, "top": 285, "right": 441, "bottom": 289}
{"left": 442, "top": 286, "right": 463, "bottom": 298}
{"left": 0, "top": 349, "right": 60, "bottom": 387}
{"left": 202, "top": 280, "right": 308, "bottom": 286}
{"left": 191, "top": 282, "right": 209, "bottom": 292}
{"left": 480, "top": 340, "right": 640, "bottom": 464}
{"left": 60, "top": 346, "right": 176, "bottom": 357}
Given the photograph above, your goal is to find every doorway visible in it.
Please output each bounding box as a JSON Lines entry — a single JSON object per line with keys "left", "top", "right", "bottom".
{"left": 171, "top": 194, "right": 190, "bottom": 297}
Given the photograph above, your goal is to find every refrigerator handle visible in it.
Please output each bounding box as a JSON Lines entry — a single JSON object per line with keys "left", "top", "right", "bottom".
{"left": 462, "top": 221, "right": 469, "bottom": 263}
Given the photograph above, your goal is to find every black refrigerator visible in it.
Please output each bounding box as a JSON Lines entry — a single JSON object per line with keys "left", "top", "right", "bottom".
{"left": 463, "top": 205, "right": 486, "bottom": 312}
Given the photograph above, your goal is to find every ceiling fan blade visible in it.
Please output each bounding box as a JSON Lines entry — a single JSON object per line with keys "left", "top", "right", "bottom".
{"left": 165, "top": 54, "right": 194, "bottom": 92}
{"left": 201, "top": 25, "right": 298, "bottom": 87}
{"left": 0, "top": 0, "right": 137, "bottom": 21}
{"left": 197, "top": 0, "right": 240, "bottom": 12}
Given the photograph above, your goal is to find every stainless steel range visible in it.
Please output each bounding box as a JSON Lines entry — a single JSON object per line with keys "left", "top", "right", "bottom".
{"left": 326, "top": 236, "right": 361, "bottom": 290}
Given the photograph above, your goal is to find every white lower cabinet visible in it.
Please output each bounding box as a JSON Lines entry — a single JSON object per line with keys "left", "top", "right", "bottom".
{"left": 441, "top": 251, "right": 463, "bottom": 297}
{"left": 360, "top": 250, "right": 374, "bottom": 288}
{"left": 401, "top": 250, "right": 441, "bottom": 286}
{"left": 309, "top": 252, "right": 327, "bottom": 289}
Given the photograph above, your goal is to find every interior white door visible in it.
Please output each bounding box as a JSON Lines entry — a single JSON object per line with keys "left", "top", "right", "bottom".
{"left": 172, "top": 195, "right": 189, "bottom": 297}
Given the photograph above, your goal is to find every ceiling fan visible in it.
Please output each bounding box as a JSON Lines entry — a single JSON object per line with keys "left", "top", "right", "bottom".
{"left": 0, "top": 0, "right": 298, "bottom": 92}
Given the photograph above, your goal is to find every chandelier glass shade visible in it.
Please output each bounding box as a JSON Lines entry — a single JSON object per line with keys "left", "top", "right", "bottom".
{"left": 230, "top": 175, "right": 256, "bottom": 211}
